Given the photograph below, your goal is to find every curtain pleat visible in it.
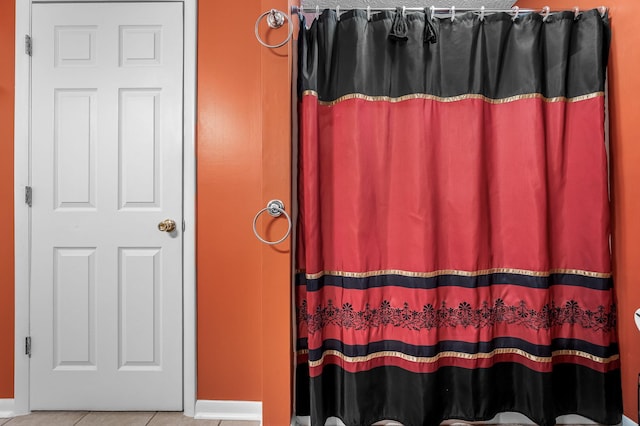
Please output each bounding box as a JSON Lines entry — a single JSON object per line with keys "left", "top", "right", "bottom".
{"left": 295, "top": 8, "right": 620, "bottom": 426}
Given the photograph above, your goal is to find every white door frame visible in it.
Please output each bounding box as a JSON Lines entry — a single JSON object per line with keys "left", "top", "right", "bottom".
{"left": 13, "top": 0, "right": 197, "bottom": 416}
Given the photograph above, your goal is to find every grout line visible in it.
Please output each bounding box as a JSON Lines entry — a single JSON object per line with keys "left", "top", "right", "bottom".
{"left": 144, "top": 411, "right": 159, "bottom": 426}
{"left": 74, "top": 411, "right": 91, "bottom": 425}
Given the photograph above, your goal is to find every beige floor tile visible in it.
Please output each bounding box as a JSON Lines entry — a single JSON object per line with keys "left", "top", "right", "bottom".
{"left": 218, "top": 421, "right": 260, "bottom": 426}
{"left": 0, "top": 419, "right": 11, "bottom": 425}
{"left": 148, "top": 412, "right": 220, "bottom": 425}
{"left": 75, "top": 412, "right": 154, "bottom": 426}
{"left": 4, "top": 411, "right": 88, "bottom": 426}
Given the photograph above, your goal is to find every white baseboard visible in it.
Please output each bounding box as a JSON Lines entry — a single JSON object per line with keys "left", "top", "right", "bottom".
{"left": 194, "top": 400, "right": 262, "bottom": 423}
{"left": 623, "top": 415, "right": 638, "bottom": 426}
{"left": 0, "top": 399, "right": 16, "bottom": 418}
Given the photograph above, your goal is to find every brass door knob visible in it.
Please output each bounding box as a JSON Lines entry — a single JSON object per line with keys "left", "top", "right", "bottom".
{"left": 158, "top": 219, "right": 176, "bottom": 232}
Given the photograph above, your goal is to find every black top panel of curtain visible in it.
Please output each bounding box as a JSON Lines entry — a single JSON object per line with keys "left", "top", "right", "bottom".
{"left": 298, "top": 9, "right": 610, "bottom": 102}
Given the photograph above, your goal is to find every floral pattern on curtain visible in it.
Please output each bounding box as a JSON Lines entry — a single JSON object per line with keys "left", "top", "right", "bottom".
{"left": 295, "top": 8, "right": 620, "bottom": 426}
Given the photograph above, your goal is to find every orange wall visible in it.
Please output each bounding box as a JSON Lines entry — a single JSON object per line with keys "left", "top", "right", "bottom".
{"left": 519, "top": 0, "right": 640, "bottom": 422}
{"left": 259, "top": 1, "right": 294, "bottom": 423}
{"left": 197, "top": 1, "right": 292, "bottom": 424}
{"left": 0, "top": 0, "right": 15, "bottom": 399}
{"left": 196, "top": 0, "right": 265, "bottom": 401}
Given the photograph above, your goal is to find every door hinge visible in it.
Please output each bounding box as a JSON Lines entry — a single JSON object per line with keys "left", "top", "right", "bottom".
{"left": 25, "top": 35, "right": 32, "bottom": 56}
{"left": 25, "top": 186, "right": 32, "bottom": 207}
{"left": 182, "top": 219, "right": 186, "bottom": 232}
{"left": 25, "top": 336, "right": 31, "bottom": 357}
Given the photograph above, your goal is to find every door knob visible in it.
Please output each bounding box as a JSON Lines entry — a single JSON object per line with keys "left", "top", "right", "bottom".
{"left": 158, "top": 219, "right": 176, "bottom": 232}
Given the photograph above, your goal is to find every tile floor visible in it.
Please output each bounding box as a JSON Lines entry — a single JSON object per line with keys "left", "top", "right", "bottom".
{"left": 0, "top": 412, "right": 260, "bottom": 426}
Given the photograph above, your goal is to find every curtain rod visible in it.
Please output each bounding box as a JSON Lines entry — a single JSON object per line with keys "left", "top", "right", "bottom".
{"left": 290, "top": 5, "right": 608, "bottom": 17}
{"left": 255, "top": 5, "right": 608, "bottom": 48}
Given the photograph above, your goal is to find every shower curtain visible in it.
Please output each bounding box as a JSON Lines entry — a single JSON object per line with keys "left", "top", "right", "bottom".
{"left": 295, "top": 7, "right": 620, "bottom": 426}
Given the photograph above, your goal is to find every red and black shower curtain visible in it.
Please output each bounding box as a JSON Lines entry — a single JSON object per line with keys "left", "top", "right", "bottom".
{"left": 295, "top": 8, "right": 620, "bottom": 426}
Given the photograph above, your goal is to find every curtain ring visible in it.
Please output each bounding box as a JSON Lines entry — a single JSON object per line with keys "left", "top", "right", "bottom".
{"left": 252, "top": 200, "right": 292, "bottom": 245}
{"left": 336, "top": 5, "right": 340, "bottom": 21}
{"left": 402, "top": 6, "right": 406, "bottom": 17}
{"left": 511, "top": 6, "right": 520, "bottom": 21}
{"left": 479, "top": 5, "right": 485, "bottom": 22}
{"left": 315, "top": 5, "right": 320, "bottom": 20}
{"left": 573, "top": 6, "right": 580, "bottom": 20}
{"left": 542, "top": 6, "right": 551, "bottom": 22}
{"left": 255, "top": 9, "right": 293, "bottom": 49}
{"left": 430, "top": 6, "right": 436, "bottom": 21}
{"left": 450, "top": 6, "right": 455, "bottom": 22}
{"left": 598, "top": 6, "right": 607, "bottom": 17}
{"left": 367, "top": 5, "right": 371, "bottom": 21}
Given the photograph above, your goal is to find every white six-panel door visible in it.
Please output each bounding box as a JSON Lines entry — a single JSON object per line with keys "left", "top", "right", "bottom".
{"left": 30, "top": 2, "right": 184, "bottom": 410}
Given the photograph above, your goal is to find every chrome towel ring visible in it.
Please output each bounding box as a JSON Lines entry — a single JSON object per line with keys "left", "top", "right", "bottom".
{"left": 255, "top": 9, "right": 293, "bottom": 49}
{"left": 252, "top": 199, "right": 292, "bottom": 245}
